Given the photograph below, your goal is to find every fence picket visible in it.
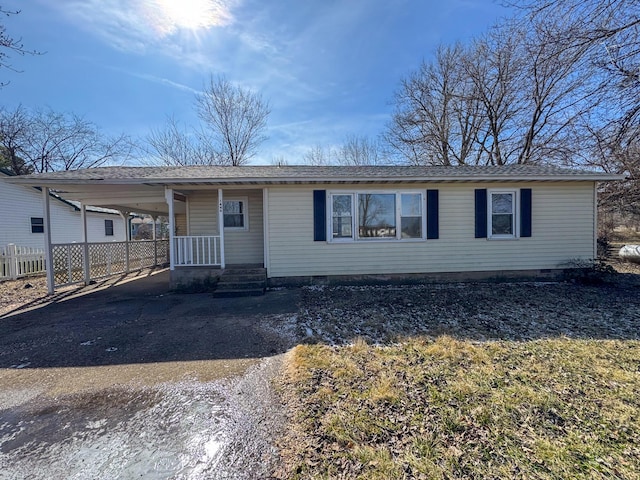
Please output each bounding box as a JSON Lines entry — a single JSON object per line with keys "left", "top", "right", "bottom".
{"left": 0, "top": 244, "right": 47, "bottom": 281}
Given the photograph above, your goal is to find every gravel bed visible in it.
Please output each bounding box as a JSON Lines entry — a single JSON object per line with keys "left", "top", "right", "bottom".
{"left": 263, "top": 262, "right": 640, "bottom": 346}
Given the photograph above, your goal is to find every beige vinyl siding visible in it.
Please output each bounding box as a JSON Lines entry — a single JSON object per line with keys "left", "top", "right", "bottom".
{"left": 174, "top": 214, "right": 188, "bottom": 236}
{"left": 266, "top": 182, "right": 596, "bottom": 278}
{"left": 188, "top": 191, "right": 217, "bottom": 236}
{"left": 187, "top": 189, "right": 264, "bottom": 265}
{"left": 224, "top": 190, "right": 264, "bottom": 264}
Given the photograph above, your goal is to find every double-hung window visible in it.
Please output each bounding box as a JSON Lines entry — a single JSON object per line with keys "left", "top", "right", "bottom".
{"left": 329, "top": 191, "right": 425, "bottom": 241}
{"left": 30, "top": 217, "right": 44, "bottom": 234}
{"left": 105, "top": 219, "right": 114, "bottom": 236}
{"left": 400, "top": 193, "right": 423, "bottom": 239}
{"left": 223, "top": 198, "right": 248, "bottom": 230}
{"left": 332, "top": 194, "right": 353, "bottom": 239}
{"left": 488, "top": 190, "right": 516, "bottom": 238}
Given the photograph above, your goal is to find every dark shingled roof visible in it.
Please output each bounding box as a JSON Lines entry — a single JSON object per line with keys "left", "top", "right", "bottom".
{"left": 8, "top": 164, "right": 623, "bottom": 185}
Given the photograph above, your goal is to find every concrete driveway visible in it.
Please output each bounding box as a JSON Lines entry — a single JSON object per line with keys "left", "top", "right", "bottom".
{"left": 0, "top": 270, "right": 299, "bottom": 479}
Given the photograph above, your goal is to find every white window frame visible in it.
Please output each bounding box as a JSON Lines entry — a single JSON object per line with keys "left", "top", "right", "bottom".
{"left": 329, "top": 193, "right": 355, "bottom": 242}
{"left": 487, "top": 189, "right": 518, "bottom": 240}
{"left": 223, "top": 196, "right": 249, "bottom": 231}
{"left": 327, "top": 190, "right": 426, "bottom": 243}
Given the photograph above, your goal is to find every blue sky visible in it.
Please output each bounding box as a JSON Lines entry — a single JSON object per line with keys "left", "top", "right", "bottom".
{"left": 3, "top": 0, "right": 510, "bottom": 164}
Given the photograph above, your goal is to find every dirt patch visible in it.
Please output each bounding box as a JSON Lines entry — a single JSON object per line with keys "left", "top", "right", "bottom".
{"left": 0, "top": 276, "right": 51, "bottom": 317}
{"left": 0, "top": 268, "right": 167, "bottom": 318}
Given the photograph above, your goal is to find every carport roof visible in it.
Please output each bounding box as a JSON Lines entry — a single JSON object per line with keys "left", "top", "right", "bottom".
{"left": 6, "top": 164, "right": 625, "bottom": 187}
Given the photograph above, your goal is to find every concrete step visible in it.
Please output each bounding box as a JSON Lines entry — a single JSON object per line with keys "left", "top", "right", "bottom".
{"left": 216, "top": 281, "right": 267, "bottom": 290}
{"left": 212, "top": 287, "right": 265, "bottom": 298}
{"left": 223, "top": 267, "right": 266, "bottom": 275}
{"left": 213, "top": 267, "right": 267, "bottom": 297}
{"left": 218, "top": 273, "right": 267, "bottom": 282}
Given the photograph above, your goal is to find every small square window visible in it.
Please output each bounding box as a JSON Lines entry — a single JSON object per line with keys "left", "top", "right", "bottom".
{"left": 30, "top": 217, "right": 44, "bottom": 234}
{"left": 105, "top": 219, "right": 114, "bottom": 236}
{"left": 223, "top": 199, "right": 248, "bottom": 230}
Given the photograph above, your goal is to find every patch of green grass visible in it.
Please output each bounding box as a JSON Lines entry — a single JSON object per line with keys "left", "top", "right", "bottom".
{"left": 279, "top": 336, "right": 640, "bottom": 479}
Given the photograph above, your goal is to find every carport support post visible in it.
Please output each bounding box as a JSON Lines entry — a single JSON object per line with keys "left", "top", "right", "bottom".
{"left": 42, "top": 187, "right": 55, "bottom": 294}
{"left": 80, "top": 203, "right": 90, "bottom": 285}
{"left": 165, "top": 188, "right": 175, "bottom": 271}
{"left": 218, "top": 188, "right": 225, "bottom": 269}
{"left": 120, "top": 211, "right": 130, "bottom": 272}
{"left": 152, "top": 215, "right": 158, "bottom": 267}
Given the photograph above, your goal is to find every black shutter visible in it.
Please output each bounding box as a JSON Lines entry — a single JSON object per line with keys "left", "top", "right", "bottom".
{"left": 520, "top": 188, "right": 532, "bottom": 237}
{"left": 474, "top": 189, "right": 487, "bottom": 238}
{"left": 313, "top": 190, "right": 327, "bottom": 241}
{"left": 426, "top": 189, "right": 439, "bottom": 239}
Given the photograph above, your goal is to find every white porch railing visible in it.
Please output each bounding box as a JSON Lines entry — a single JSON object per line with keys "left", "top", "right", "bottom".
{"left": 173, "top": 236, "right": 221, "bottom": 266}
{"left": 0, "top": 244, "right": 46, "bottom": 281}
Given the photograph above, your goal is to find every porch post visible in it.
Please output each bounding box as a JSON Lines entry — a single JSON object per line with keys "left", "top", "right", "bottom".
{"left": 165, "top": 188, "right": 175, "bottom": 271}
{"left": 80, "top": 203, "right": 90, "bottom": 285}
{"left": 42, "top": 187, "right": 55, "bottom": 294}
{"left": 263, "top": 188, "right": 270, "bottom": 275}
{"left": 218, "top": 188, "right": 225, "bottom": 269}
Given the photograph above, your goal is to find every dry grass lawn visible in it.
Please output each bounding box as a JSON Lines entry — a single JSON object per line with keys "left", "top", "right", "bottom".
{"left": 277, "top": 337, "right": 640, "bottom": 479}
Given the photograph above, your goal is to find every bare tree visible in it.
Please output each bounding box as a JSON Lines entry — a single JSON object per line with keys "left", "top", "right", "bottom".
{"left": 508, "top": 0, "right": 640, "bottom": 217}
{"left": 386, "top": 44, "right": 485, "bottom": 165}
{"left": 386, "top": 19, "right": 600, "bottom": 166}
{"left": 335, "top": 135, "right": 386, "bottom": 166}
{"left": 0, "top": 106, "right": 133, "bottom": 173}
{"left": 270, "top": 155, "right": 288, "bottom": 166}
{"left": 1, "top": 7, "right": 41, "bottom": 85}
{"left": 510, "top": 0, "right": 640, "bottom": 155}
{"left": 146, "top": 116, "right": 216, "bottom": 166}
{"left": 196, "top": 75, "right": 270, "bottom": 166}
{"left": 303, "top": 144, "right": 333, "bottom": 166}
{"left": 0, "top": 104, "right": 32, "bottom": 174}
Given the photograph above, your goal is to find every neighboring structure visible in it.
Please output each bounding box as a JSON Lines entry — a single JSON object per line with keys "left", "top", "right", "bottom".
{"left": 130, "top": 215, "right": 168, "bottom": 240}
{"left": 0, "top": 168, "right": 126, "bottom": 248}
{"left": 7, "top": 165, "right": 622, "bottom": 292}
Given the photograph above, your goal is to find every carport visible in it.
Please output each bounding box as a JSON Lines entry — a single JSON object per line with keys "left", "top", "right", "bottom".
{"left": 9, "top": 170, "right": 229, "bottom": 293}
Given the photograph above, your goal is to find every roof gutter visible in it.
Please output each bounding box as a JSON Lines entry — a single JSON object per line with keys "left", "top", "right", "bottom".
{"left": 5, "top": 173, "right": 626, "bottom": 186}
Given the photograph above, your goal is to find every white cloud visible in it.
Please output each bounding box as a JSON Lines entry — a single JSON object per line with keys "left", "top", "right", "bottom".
{"left": 128, "top": 72, "right": 203, "bottom": 95}
{"left": 53, "top": 0, "right": 237, "bottom": 53}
